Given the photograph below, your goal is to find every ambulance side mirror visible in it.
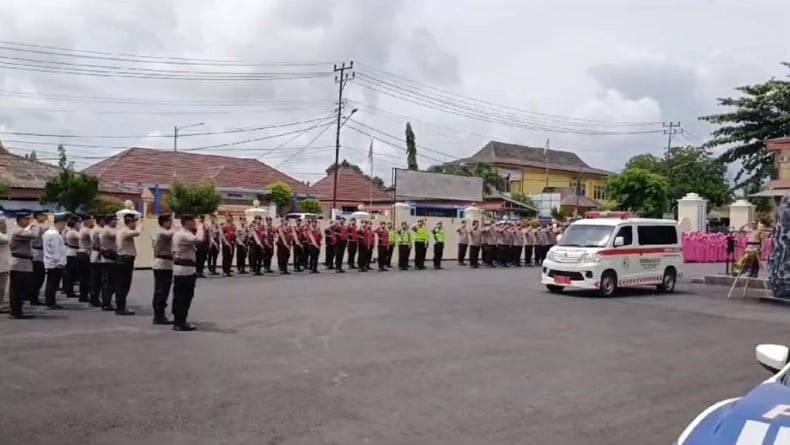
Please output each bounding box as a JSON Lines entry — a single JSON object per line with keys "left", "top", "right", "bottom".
{"left": 556, "top": 234, "right": 562, "bottom": 242}
{"left": 613, "top": 236, "right": 625, "bottom": 247}
{"left": 756, "top": 344, "right": 789, "bottom": 374}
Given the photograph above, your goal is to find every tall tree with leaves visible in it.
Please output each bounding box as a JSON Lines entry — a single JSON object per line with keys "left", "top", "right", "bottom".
{"left": 166, "top": 181, "right": 222, "bottom": 216}
{"left": 41, "top": 171, "right": 100, "bottom": 212}
{"left": 268, "top": 181, "right": 293, "bottom": 215}
{"left": 405, "top": 122, "right": 418, "bottom": 170}
{"left": 606, "top": 168, "right": 669, "bottom": 218}
{"left": 700, "top": 62, "right": 790, "bottom": 188}
{"left": 624, "top": 146, "right": 731, "bottom": 210}
{"left": 24, "top": 150, "right": 38, "bottom": 161}
{"left": 57, "top": 144, "right": 74, "bottom": 170}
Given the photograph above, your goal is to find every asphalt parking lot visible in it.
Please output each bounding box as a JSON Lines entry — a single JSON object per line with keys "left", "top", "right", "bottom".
{"left": 1, "top": 264, "right": 787, "bottom": 445}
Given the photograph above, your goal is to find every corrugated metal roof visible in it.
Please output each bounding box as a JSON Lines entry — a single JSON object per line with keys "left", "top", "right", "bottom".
{"left": 453, "top": 140, "right": 612, "bottom": 176}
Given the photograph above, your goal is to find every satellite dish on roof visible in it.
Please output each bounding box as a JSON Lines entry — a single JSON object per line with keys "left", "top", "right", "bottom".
{"left": 245, "top": 199, "right": 268, "bottom": 222}
{"left": 116, "top": 200, "right": 141, "bottom": 219}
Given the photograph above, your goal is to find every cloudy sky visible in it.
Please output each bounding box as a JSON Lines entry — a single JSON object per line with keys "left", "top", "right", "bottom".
{"left": 0, "top": 0, "right": 788, "bottom": 186}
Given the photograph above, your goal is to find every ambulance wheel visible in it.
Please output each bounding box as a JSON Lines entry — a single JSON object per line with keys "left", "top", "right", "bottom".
{"left": 546, "top": 285, "right": 564, "bottom": 294}
{"left": 657, "top": 267, "right": 677, "bottom": 294}
{"left": 599, "top": 270, "right": 618, "bottom": 297}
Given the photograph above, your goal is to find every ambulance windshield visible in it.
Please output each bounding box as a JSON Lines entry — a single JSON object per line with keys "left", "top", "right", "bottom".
{"left": 558, "top": 225, "right": 613, "bottom": 248}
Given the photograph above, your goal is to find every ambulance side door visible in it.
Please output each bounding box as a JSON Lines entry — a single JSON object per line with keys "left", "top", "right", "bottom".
{"left": 612, "top": 224, "right": 636, "bottom": 282}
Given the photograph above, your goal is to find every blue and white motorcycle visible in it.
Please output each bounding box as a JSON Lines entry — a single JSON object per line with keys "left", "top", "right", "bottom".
{"left": 676, "top": 344, "right": 790, "bottom": 445}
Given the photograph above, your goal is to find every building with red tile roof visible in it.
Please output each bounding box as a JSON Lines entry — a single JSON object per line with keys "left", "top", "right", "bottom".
{"left": 83, "top": 147, "right": 312, "bottom": 214}
{"left": 311, "top": 167, "right": 393, "bottom": 213}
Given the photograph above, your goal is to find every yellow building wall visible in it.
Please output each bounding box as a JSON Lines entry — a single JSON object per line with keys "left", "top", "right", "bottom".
{"left": 508, "top": 167, "right": 609, "bottom": 201}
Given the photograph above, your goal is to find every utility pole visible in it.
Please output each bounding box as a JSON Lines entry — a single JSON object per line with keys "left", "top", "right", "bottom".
{"left": 663, "top": 121, "right": 682, "bottom": 164}
{"left": 331, "top": 61, "right": 354, "bottom": 214}
{"left": 173, "top": 122, "right": 205, "bottom": 152}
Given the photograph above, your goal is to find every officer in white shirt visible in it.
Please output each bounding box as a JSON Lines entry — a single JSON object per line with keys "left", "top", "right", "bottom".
{"left": 43, "top": 213, "right": 68, "bottom": 309}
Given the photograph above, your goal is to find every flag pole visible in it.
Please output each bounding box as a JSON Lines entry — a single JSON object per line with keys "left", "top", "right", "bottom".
{"left": 544, "top": 138, "right": 550, "bottom": 189}
{"left": 368, "top": 139, "right": 374, "bottom": 210}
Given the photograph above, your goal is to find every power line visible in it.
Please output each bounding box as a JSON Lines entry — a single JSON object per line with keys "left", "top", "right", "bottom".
{"left": 0, "top": 40, "right": 334, "bottom": 67}
{"left": 354, "top": 75, "right": 664, "bottom": 136}
{"left": 275, "top": 123, "right": 336, "bottom": 168}
{"left": 0, "top": 116, "right": 329, "bottom": 139}
{"left": 0, "top": 104, "right": 335, "bottom": 115}
{"left": 349, "top": 120, "right": 457, "bottom": 159}
{"left": 356, "top": 63, "right": 664, "bottom": 126}
{"left": 344, "top": 123, "right": 447, "bottom": 165}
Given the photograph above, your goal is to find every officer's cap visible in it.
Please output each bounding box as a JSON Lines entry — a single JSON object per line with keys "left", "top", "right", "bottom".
{"left": 15, "top": 211, "right": 31, "bottom": 220}
{"left": 179, "top": 214, "right": 195, "bottom": 223}
{"left": 53, "top": 212, "right": 70, "bottom": 223}
{"left": 158, "top": 213, "right": 172, "bottom": 225}
{"left": 123, "top": 213, "right": 138, "bottom": 222}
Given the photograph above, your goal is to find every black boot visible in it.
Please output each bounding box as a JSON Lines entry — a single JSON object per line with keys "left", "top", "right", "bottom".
{"left": 173, "top": 323, "right": 196, "bottom": 331}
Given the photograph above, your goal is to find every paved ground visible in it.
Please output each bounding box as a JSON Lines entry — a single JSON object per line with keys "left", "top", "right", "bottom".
{"left": 1, "top": 264, "right": 788, "bottom": 445}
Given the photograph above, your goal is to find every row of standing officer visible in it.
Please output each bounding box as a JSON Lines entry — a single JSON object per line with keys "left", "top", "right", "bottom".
{"left": 456, "top": 221, "right": 563, "bottom": 268}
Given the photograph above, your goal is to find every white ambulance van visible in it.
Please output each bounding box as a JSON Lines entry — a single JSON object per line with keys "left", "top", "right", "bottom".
{"left": 540, "top": 217, "right": 683, "bottom": 297}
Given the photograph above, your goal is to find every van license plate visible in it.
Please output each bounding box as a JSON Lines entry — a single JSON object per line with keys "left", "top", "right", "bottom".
{"left": 554, "top": 276, "right": 572, "bottom": 285}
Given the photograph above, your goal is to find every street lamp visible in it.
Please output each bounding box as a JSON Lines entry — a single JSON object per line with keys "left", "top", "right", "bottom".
{"left": 331, "top": 108, "right": 358, "bottom": 213}
{"left": 173, "top": 122, "right": 205, "bottom": 151}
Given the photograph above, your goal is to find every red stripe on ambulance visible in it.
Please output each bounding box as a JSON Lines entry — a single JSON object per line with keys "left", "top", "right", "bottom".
{"left": 597, "top": 247, "right": 682, "bottom": 256}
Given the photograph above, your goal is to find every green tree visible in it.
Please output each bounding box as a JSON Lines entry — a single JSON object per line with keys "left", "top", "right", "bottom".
{"left": 268, "top": 181, "right": 293, "bottom": 214}
{"left": 24, "top": 150, "right": 38, "bottom": 161}
{"left": 324, "top": 159, "right": 386, "bottom": 189}
{"left": 700, "top": 63, "right": 790, "bottom": 188}
{"left": 550, "top": 207, "right": 567, "bottom": 221}
{"left": 405, "top": 122, "right": 418, "bottom": 170}
{"left": 624, "top": 146, "right": 731, "bottom": 210}
{"left": 606, "top": 168, "right": 669, "bottom": 218}
{"left": 41, "top": 170, "right": 100, "bottom": 212}
{"left": 511, "top": 192, "right": 536, "bottom": 208}
{"left": 57, "top": 144, "right": 74, "bottom": 170}
{"left": 88, "top": 196, "right": 126, "bottom": 214}
{"left": 166, "top": 181, "right": 222, "bottom": 216}
{"left": 298, "top": 198, "right": 322, "bottom": 214}
{"left": 427, "top": 162, "right": 507, "bottom": 194}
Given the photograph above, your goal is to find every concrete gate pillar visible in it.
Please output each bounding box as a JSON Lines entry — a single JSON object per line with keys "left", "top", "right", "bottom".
{"left": 729, "top": 199, "right": 755, "bottom": 230}
{"left": 392, "top": 202, "right": 411, "bottom": 227}
{"left": 677, "top": 192, "right": 707, "bottom": 233}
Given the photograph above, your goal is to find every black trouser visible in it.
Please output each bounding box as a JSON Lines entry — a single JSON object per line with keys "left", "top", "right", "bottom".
{"left": 300, "top": 244, "right": 310, "bottom": 270}
{"left": 378, "top": 245, "right": 388, "bottom": 270}
{"left": 325, "top": 244, "right": 335, "bottom": 269}
{"left": 292, "top": 244, "right": 304, "bottom": 271}
{"left": 481, "top": 244, "right": 492, "bottom": 266}
{"left": 221, "top": 245, "right": 234, "bottom": 275}
{"left": 469, "top": 245, "right": 480, "bottom": 267}
{"left": 276, "top": 244, "right": 290, "bottom": 272}
{"left": 347, "top": 241, "right": 358, "bottom": 268}
{"left": 263, "top": 246, "right": 274, "bottom": 272}
{"left": 76, "top": 252, "right": 91, "bottom": 300}
{"left": 334, "top": 242, "right": 346, "bottom": 271}
{"left": 31, "top": 260, "right": 45, "bottom": 302}
{"left": 414, "top": 241, "right": 427, "bottom": 269}
{"left": 358, "top": 245, "right": 370, "bottom": 271}
{"left": 101, "top": 259, "right": 117, "bottom": 307}
{"left": 458, "top": 243, "right": 468, "bottom": 264}
{"left": 63, "top": 256, "right": 77, "bottom": 296}
{"left": 524, "top": 245, "right": 534, "bottom": 266}
{"left": 115, "top": 256, "right": 135, "bottom": 310}
{"left": 153, "top": 269, "right": 173, "bottom": 317}
{"left": 387, "top": 245, "right": 394, "bottom": 267}
{"left": 236, "top": 245, "right": 247, "bottom": 273}
{"left": 196, "top": 245, "right": 208, "bottom": 275}
{"left": 172, "top": 274, "right": 196, "bottom": 326}
{"left": 308, "top": 245, "right": 320, "bottom": 272}
{"left": 513, "top": 246, "right": 523, "bottom": 266}
{"left": 433, "top": 242, "right": 444, "bottom": 268}
{"left": 90, "top": 260, "right": 102, "bottom": 303}
{"left": 9, "top": 270, "right": 31, "bottom": 315}
{"left": 44, "top": 267, "right": 63, "bottom": 306}
{"left": 207, "top": 246, "right": 219, "bottom": 274}
{"left": 398, "top": 244, "right": 410, "bottom": 269}
{"left": 250, "top": 245, "right": 263, "bottom": 274}
{"left": 535, "top": 245, "right": 547, "bottom": 265}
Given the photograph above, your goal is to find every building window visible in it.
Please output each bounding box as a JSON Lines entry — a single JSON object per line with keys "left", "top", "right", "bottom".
{"left": 593, "top": 185, "right": 606, "bottom": 200}
{"left": 569, "top": 180, "right": 586, "bottom": 196}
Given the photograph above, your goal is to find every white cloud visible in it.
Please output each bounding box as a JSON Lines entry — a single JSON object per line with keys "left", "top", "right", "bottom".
{"left": 0, "top": 0, "right": 788, "bottom": 183}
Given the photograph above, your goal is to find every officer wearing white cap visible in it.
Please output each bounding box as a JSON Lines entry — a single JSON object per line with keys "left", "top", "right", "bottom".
{"left": 152, "top": 213, "right": 174, "bottom": 324}
{"left": 43, "top": 212, "right": 68, "bottom": 309}
{"left": 114, "top": 212, "right": 140, "bottom": 316}
{"left": 8, "top": 211, "right": 37, "bottom": 319}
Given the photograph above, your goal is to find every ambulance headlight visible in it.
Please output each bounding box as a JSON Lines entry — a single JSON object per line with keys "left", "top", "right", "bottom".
{"left": 579, "top": 252, "right": 600, "bottom": 263}
{"left": 546, "top": 250, "right": 557, "bottom": 261}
